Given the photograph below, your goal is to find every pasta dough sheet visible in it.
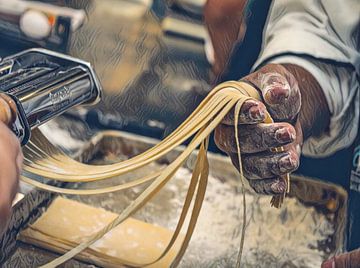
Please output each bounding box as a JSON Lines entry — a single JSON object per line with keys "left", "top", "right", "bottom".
{"left": 20, "top": 197, "right": 184, "bottom": 268}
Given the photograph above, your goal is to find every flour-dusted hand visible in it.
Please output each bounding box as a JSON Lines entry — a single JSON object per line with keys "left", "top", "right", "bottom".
{"left": 216, "top": 63, "right": 330, "bottom": 195}
{"left": 215, "top": 64, "right": 314, "bottom": 195}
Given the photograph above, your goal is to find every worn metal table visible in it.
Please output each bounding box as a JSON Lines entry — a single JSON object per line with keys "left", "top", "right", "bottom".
{"left": 1, "top": 116, "right": 348, "bottom": 268}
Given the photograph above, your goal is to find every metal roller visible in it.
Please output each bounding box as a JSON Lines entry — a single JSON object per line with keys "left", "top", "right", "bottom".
{"left": 0, "top": 48, "right": 102, "bottom": 145}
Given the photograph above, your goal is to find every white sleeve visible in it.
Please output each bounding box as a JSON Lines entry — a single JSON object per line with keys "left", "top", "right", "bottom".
{"left": 265, "top": 56, "right": 359, "bottom": 158}
{"left": 252, "top": 0, "right": 360, "bottom": 158}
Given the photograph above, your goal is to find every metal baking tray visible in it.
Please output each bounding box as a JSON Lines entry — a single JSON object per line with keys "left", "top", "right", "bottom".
{"left": 3, "top": 129, "right": 347, "bottom": 268}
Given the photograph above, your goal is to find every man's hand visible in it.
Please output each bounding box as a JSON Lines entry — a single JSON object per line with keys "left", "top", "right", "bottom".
{"left": 0, "top": 95, "right": 22, "bottom": 237}
{"left": 215, "top": 64, "right": 302, "bottom": 194}
{"left": 214, "top": 63, "right": 330, "bottom": 195}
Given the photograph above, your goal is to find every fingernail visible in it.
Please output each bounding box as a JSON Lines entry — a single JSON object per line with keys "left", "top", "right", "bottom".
{"left": 275, "top": 128, "right": 295, "bottom": 143}
{"left": 249, "top": 104, "right": 265, "bottom": 121}
{"left": 321, "top": 258, "right": 335, "bottom": 268}
{"left": 264, "top": 86, "right": 289, "bottom": 104}
{"left": 279, "top": 154, "right": 297, "bottom": 173}
{"left": 271, "top": 179, "right": 286, "bottom": 194}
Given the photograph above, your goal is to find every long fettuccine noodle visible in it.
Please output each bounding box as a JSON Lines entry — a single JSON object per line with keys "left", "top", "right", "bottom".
{"left": 20, "top": 81, "right": 289, "bottom": 268}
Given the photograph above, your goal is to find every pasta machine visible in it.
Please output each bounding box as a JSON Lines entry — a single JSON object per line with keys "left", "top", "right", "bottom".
{"left": 0, "top": 48, "right": 102, "bottom": 145}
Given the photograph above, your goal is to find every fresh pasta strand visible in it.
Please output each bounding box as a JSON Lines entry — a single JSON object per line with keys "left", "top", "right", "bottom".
{"left": 20, "top": 81, "right": 290, "bottom": 267}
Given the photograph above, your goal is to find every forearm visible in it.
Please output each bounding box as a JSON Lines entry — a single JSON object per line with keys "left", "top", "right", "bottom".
{"left": 281, "top": 64, "right": 330, "bottom": 140}
{"left": 204, "top": 0, "right": 247, "bottom": 78}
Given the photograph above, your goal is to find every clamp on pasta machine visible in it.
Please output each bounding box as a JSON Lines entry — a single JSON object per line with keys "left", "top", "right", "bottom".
{"left": 0, "top": 48, "right": 102, "bottom": 145}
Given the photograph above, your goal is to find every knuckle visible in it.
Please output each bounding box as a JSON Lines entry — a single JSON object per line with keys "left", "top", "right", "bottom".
{"left": 252, "top": 65, "right": 301, "bottom": 120}
{"left": 240, "top": 125, "right": 267, "bottom": 152}
{"left": 259, "top": 71, "right": 290, "bottom": 96}
{"left": 260, "top": 64, "right": 299, "bottom": 94}
{"left": 215, "top": 125, "right": 237, "bottom": 153}
{"left": 272, "top": 123, "right": 296, "bottom": 144}
{"left": 243, "top": 155, "right": 269, "bottom": 179}
{"left": 269, "top": 178, "right": 287, "bottom": 194}
{"left": 276, "top": 149, "right": 300, "bottom": 175}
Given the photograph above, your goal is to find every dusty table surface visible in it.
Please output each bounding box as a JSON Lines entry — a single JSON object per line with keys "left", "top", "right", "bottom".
{"left": 4, "top": 119, "right": 347, "bottom": 268}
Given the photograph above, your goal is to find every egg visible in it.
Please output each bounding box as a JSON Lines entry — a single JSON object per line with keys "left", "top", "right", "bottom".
{"left": 20, "top": 10, "right": 52, "bottom": 40}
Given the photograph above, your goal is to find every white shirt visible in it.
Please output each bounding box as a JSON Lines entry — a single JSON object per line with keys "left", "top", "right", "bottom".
{"left": 253, "top": 0, "right": 360, "bottom": 157}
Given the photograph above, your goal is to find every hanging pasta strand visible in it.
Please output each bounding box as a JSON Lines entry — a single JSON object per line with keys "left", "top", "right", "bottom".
{"left": 20, "top": 81, "right": 290, "bottom": 267}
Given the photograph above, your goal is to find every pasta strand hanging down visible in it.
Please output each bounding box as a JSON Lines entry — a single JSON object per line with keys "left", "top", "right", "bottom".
{"left": 21, "top": 81, "right": 290, "bottom": 268}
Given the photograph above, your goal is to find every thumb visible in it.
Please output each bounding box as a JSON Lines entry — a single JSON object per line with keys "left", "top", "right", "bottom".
{"left": 242, "top": 64, "right": 301, "bottom": 122}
